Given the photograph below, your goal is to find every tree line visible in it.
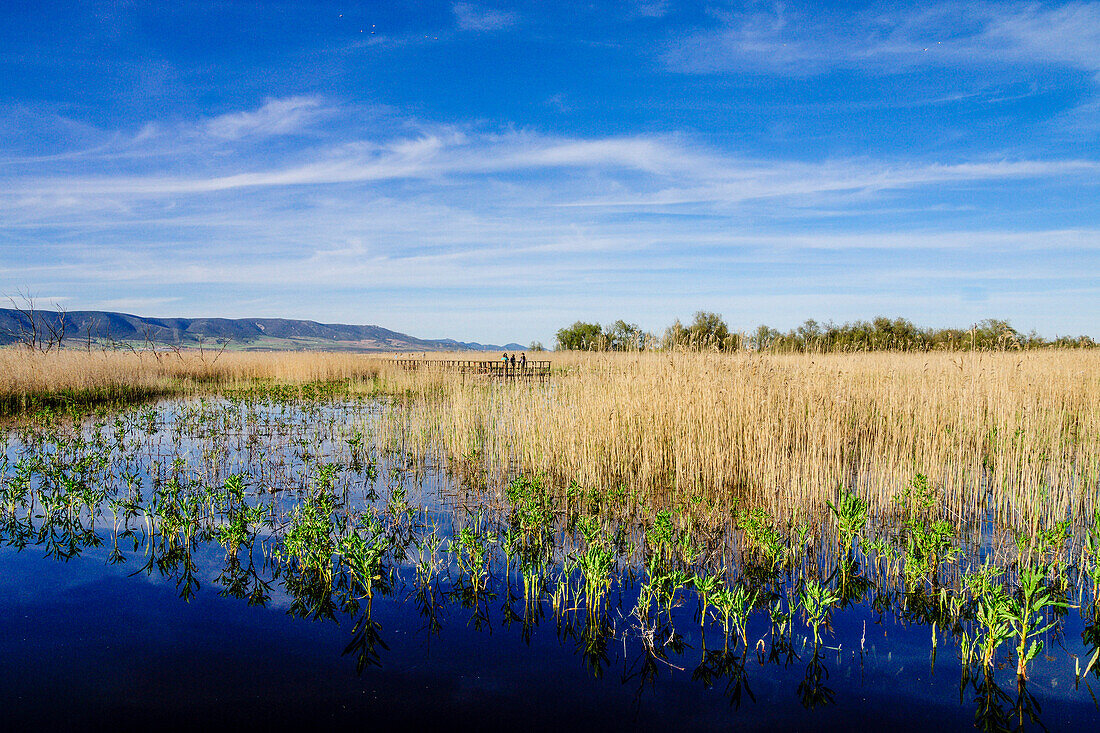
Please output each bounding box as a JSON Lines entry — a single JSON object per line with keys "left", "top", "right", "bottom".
{"left": 554, "top": 313, "right": 1097, "bottom": 352}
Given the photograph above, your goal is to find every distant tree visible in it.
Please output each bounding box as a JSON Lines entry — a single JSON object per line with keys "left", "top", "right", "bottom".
{"left": 528, "top": 341, "right": 545, "bottom": 352}
{"left": 661, "top": 312, "right": 741, "bottom": 351}
{"left": 972, "top": 318, "right": 1020, "bottom": 350}
{"left": 661, "top": 319, "right": 688, "bottom": 350}
{"left": 555, "top": 321, "right": 604, "bottom": 351}
{"left": 557, "top": 313, "right": 1095, "bottom": 354}
{"left": 752, "top": 324, "right": 780, "bottom": 351}
{"left": 688, "top": 311, "right": 741, "bottom": 351}
{"left": 795, "top": 318, "right": 821, "bottom": 348}
{"left": 605, "top": 320, "right": 647, "bottom": 351}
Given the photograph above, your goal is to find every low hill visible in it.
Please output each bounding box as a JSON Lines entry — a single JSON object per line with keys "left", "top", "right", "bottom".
{"left": 0, "top": 309, "right": 526, "bottom": 352}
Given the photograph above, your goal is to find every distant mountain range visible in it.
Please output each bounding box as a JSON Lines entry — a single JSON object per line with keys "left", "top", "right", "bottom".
{"left": 0, "top": 309, "right": 526, "bottom": 353}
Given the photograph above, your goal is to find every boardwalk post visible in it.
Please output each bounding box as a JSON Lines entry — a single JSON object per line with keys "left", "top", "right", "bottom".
{"left": 393, "top": 358, "right": 551, "bottom": 383}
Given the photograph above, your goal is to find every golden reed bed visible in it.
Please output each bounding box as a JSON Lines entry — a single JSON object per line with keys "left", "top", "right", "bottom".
{"left": 0, "top": 348, "right": 385, "bottom": 397}
{"left": 372, "top": 350, "right": 1100, "bottom": 530}
{"left": 3, "top": 348, "right": 1098, "bottom": 528}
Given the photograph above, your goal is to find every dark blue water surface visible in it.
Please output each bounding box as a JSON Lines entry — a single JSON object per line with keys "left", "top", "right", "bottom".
{"left": 0, "top": 398, "right": 1097, "bottom": 731}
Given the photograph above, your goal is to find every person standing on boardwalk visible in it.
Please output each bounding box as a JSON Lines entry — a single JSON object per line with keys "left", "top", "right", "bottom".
{"left": 502, "top": 352, "right": 509, "bottom": 374}
{"left": 520, "top": 352, "right": 526, "bottom": 370}
{"left": 510, "top": 354, "right": 516, "bottom": 370}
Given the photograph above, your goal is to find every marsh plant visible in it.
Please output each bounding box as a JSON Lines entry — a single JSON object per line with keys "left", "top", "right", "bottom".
{"left": 1002, "top": 565, "right": 1069, "bottom": 679}
{"left": 825, "top": 487, "right": 867, "bottom": 557}
{"left": 338, "top": 514, "right": 392, "bottom": 598}
{"left": 453, "top": 516, "right": 496, "bottom": 596}
{"left": 570, "top": 515, "right": 617, "bottom": 615}
{"left": 712, "top": 583, "right": 759, "bottom": 649}
{"left": 799, "top": 578, "right": 840, "bottom": 647}
{"left": 895, "top": 474, "right": 961, "bottom": 584}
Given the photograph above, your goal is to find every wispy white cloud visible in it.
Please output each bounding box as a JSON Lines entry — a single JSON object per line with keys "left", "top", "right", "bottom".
{"left": 203, "top": 96, "right": 330, "bottom": 140}
{"left": 664, "top": 2, "right": 1100, "bottom": 76}
{"left": 5, "top": 121, "right": 1096, "bottom": 206}
{"left": 2, "top": 97, "right": 1098, "bottom": 341}
{"left": 1050, "top": 96, "right": 1100, "bottom": 135}
{"left": 976, "top": 2, "right": 1100, "bottom": 72}
{"left": 452, "top": 2, "right": 518, "bottom": 32}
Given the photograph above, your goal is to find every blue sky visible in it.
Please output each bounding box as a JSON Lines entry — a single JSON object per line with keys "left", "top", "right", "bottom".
{"left": 1, "top": 0, "right": 1098, "bottom": 343}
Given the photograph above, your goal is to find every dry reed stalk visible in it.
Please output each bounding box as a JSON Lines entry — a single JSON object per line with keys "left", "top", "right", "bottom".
{"left": 0, "top": 348, "right": 388, "bottom": 405}
{"left": 3, "top": 348, "right": 1097, "bottom": 528}
{"left": 365, "top": 350, "right": 1100, "bottom": 528}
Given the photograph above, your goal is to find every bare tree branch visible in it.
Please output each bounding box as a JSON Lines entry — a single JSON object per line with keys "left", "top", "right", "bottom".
{"left": 41, "top": 302, "right": 67, "bottom": 352}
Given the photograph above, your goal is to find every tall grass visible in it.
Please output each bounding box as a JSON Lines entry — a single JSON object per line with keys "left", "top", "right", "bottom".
{"left": 3, "top": 347, "right": 1098, "bottom": 529}
{"left": 0, "top": 348, "right": 387, "bottom": 412}
{"left": 371, "top": 351, "right": 1100, "bottom": 529}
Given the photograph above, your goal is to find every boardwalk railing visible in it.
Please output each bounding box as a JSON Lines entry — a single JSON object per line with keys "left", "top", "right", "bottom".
{"left": 393, "top": 359, "right": 551, "bottom": 383}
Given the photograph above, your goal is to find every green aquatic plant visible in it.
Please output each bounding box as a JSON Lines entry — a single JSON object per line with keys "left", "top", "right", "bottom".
{"left": 454, "top": 518, "right": 496, "bottom": 595}
{"left": 738, "top": 507, "right": 787, "bottom": 571}
{"left": 791, "top": 522, "right": 813, "bottom": 563}
{"left": 1015, "top": 519, "right": 1071, "bottom": 568}
{"left": 646, "top": 509, "right": 676, "bottom": 561}
{"left": 1002, "top": 564, "right": 1069, "bottom": 679}
{"left": 958, "top": 563, "right": 1008, "bottom": 669}
{"left": 415, "top": 531, "right": 445, "bottom": 585}
{"left": 220, "top": 473, "right": 246, "bottom": 510}
{"left": 677, "top": 529, "right": 702, "bottom": 567}
{"left": 506, "top": 475, "right": 555, "bottom": 546}
{"left": 338, "top": 515, "right": 392, "bottom": 598}
{"left": 896, "top": 473, "right": 937, "bottom": 519}
{"left": 903, "top": 518, "right": 959, "bottom": 583}
{"left": 963, "top": 560, "right": 1069, "bottom": 679}
{"left": 973, "top": 587, "right": 1013, "bottom": 670}
{"left": 694, "top": 572, "right": 723, "bottom": 633}
{"left": 215, "top": 502, "right": 266, "bottom": 554}
{"left": 312, "top": 462, "right": 340, "bottom": 493}
{"left": 1080, "top": 607, "right": 1100, "bottom": 683}
{"left": 712, "top": 583, "right": 759, "bottom": 648}
{"left": 1084, "top": 508, "right": 1100, "bottom": 598}
{"left": 346, "top": 429, "right": 365, "bottom": 464}
{"left": 281, "top": 489, "right": 339, "bottom": 577}
{"left": 825, "top": 487, "right": 867, "bottom": 556}
{"left": 571, "top": 515, "right": 617, "bottom": 615}
{"left": 861, "top": 535, "right": 888, "bottom": 560}
{"left": 636, "top": 509, "right": 699, "bottom": 617}
{"left": 640, "top": 554, "right": 693, "bottom": 618}
{"left": 891, "top": 474, "right": 961, "bottom": 584}
{"left": 387, "top": 484, "right": 409, "bottom": 517}
{"left": 799, "top": 577, "right": 839, "bottom": 646}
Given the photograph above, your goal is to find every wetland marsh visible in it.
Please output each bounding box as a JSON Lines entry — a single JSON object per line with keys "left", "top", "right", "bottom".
{"left": 1, "top": 350, "right": 1099, "bottom": 729}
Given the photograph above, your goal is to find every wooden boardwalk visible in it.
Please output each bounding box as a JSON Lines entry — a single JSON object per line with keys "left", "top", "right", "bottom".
{"left": 394, "top": 358, "right": 551, "bottom": 383}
